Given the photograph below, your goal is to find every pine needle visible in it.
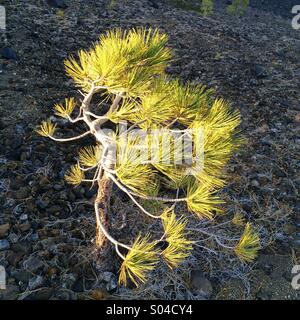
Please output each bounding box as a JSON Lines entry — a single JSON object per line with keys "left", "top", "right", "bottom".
{"left": 161, "top": 208, "right": 193, "bottom": 269}
{"left": 79, "top": 145, "right": 102, "bottom": 167}
{"left": 232, "top": 212, "right": 246, "bottom": 226}
{"left": 119, "top": 234, "right": 160, "bottom": 287}
{"left": 65, "top": 28, "right": 172, "bottom": 95}
{"left": 234, "top": 223, "right": 260, "bottom": 262}
{"left": 186, "top": 182, "right": 223, "bottom": 219}
{"left": 115, "top": 136, "right": 159, "bottom": 197}
{"left": 54, "top": 97, "right": 76, "bottom": 119}
{"left": 36, "top": 120, "right": 57, "bottom": 137}
{"left": 65, "top": 164, "right": 85, "bottom": 186}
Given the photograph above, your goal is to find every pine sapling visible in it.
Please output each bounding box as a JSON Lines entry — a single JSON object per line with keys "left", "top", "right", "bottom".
{"left": 37, "top": 28, "right": 260, "bottom": 286}
{"left": 227, "top": 0, "right": 249, "bottom": 16}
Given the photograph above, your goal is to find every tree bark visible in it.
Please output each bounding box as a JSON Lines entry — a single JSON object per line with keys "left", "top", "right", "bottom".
{"left": 95, "top": 173, "right": 112, "bottom": 248}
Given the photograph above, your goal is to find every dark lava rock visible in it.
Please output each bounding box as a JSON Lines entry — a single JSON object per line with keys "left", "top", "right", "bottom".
{"left": 55, "top": 289, "right": 77, "bottom": 300}
{"left": 36, "top": 198, "right": 50, "bottom": 209}
{"left": 23, "top": 256, "right": 44, "bottom": 272}
{"left": 149, "top": 0, "right": 159, "bottom": 9}
{"left": 14, "top": 187, "right": 30, "bottom": 200}
{"left": 0, "top": 239, "right": 10, "bottom": 251}
{"left": 82, "top": 185, "right": 96, "bottom": 199}
{"left": 72, "top": 277, "right": 84, "bottom": 292}
{"left": 0, "top": 285, "right": 20, "bottom": 300}
{"left": 256, "top": 290, "right": 272, "bottom": 300}
{"left": 18, "top": 223, "right": 31, "bottom": 233}
{"left": 6, "top": 149, "right": 22, "bottom": 161}
{"left": 11, "top": 270, "right": 32, "bottom": 283}
{"left": 251, "top": 64, "right": 267, "bottom": 79}
{"left": 7, "top": 251, "right": 24, "bottom": 267}
{"left": 0, "top": 223, "right": 10, "bottom": 238}
{"left": 0, "top": 47, "right": 17, "bottom": 60}
{"left": 290, "top": 234, "right": 300, "bottom": 249}
{"left": 24, "top": 288, "right": 54, "bottom": 300}
{"left": 11, "top": 241, "right": 32, "bottom": 255}
{"left": 46, "top": 0, "right": 68, "bottom": 9}
{"left": 282, "top": 271, "right": 293, "bottom": 282}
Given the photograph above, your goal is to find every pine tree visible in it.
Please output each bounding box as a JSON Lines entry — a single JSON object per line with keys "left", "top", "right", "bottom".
{"left": 200, "top": 0, "right": 214, "bottom": 16}
{"left": 227, "top": 0, "right": 249, "bottom": 16}
{"left": 37, "top": 28, "right": 260, "bottom": 286}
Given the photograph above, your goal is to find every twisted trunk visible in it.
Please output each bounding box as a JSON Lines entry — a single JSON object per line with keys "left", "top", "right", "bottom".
{"left": 95, "top": 172, "right": 112, "bottom": 248}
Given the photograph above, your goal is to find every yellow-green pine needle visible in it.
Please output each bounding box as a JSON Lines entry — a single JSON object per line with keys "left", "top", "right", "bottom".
{"left": 64, "top": 28, "right": 172, "bottom": 95}
{"left": 79, "top": 145, "right": 102, "bottom": 167}
{"left": 129, "top": 77, "right": 175, "bottom": 128}
{"left": 190, "top": 115, "right": 242, "bottom": 190}
{"left": 116, "top": 136, "right": 159, "bottom": 197}
{"left": 232, "top": 212, "right": 246, "bottom": 226}
{"left": 157, "top": 165, "right": 191, "bottom": 189}
{"left": 54, "top": 97, "right": 76, "bottom": 119}
{"left": 64, "top": 164, "right": 85, "bottom": 186}
{"left": 197, "top": 98, "right": 241, "bottom": 133}
{"left": 116, "top": 164, "right": 159, "bottom": 197}
{"left": 234, "top": 223, "right": 260, "bottom": 262}
{"left": 64, "top": 50, "right": 93, "bottom": 92}
{"left": 36, "top": 120, "right": 57, "bottom": 137}
{"left": 119, "top": 234, "right": 160, "bottom": 287}
{"left": 106, "top": 98, "right": 136, "bottom": 123}
{"left": 169, "top": 79, "right": 215, "bottom": 126}
{"left": 161, "top": 208, "right": 193, "bottom": 269}
{"left": 186, "top": 182, "right": 223, "bottom": 219}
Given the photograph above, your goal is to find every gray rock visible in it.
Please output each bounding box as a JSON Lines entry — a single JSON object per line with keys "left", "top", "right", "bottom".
{"left": 100, "top": 272, "right": 118, "bottom": 292}
{"left": 28, "top": 275, "right": 44, "bottom": 290}
{"left": 106, "top": 276, "right": 117, "bottom": 292}
{"left": 53, "top": 184, "right": 63, "bottom": 191}
{"left": 61, "top": 273, "right": 77, "bottom": 289}
{"left": 102, "top": 271, "right": 114, "bottom": 283}
{"left": 23, "top": 256, "right": 44, "bottom": 272}
{"left": 149, "top": 0, "right": 159, "bottom": 9}
{"left": 0, "top": 239, "right": 10, "bottom": 251}
{"left": 8, "top": 233, "right": 19, "bottom": 244}
{"left": 31, "top": 233, "right": 39, "bottom": 242}
{"left": 274, "top": 232, "right": 287, "bottom": 242}
{"left": 190, "top": 270, "right": 213, "bottom": 298}
{"left": 19, "top": 214, "right": 28, "bottom": 222}
{"left": 250, "top": 179, "right": 260, "bottom": 188}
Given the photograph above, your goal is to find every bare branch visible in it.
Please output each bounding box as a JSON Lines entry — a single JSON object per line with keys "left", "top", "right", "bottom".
{"left": 94, "top": 193, "right": 132, "bottom": 251}
{"left": 48, "top": 130, "right": 91, "bottom": 142}
{"left": 107, "top": 173, "right": 162, "bottom": 219}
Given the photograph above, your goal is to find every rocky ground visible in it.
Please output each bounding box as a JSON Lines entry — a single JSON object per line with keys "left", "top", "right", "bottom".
{"left": 0, "top": 0, "right": 299, "bottom": 300}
